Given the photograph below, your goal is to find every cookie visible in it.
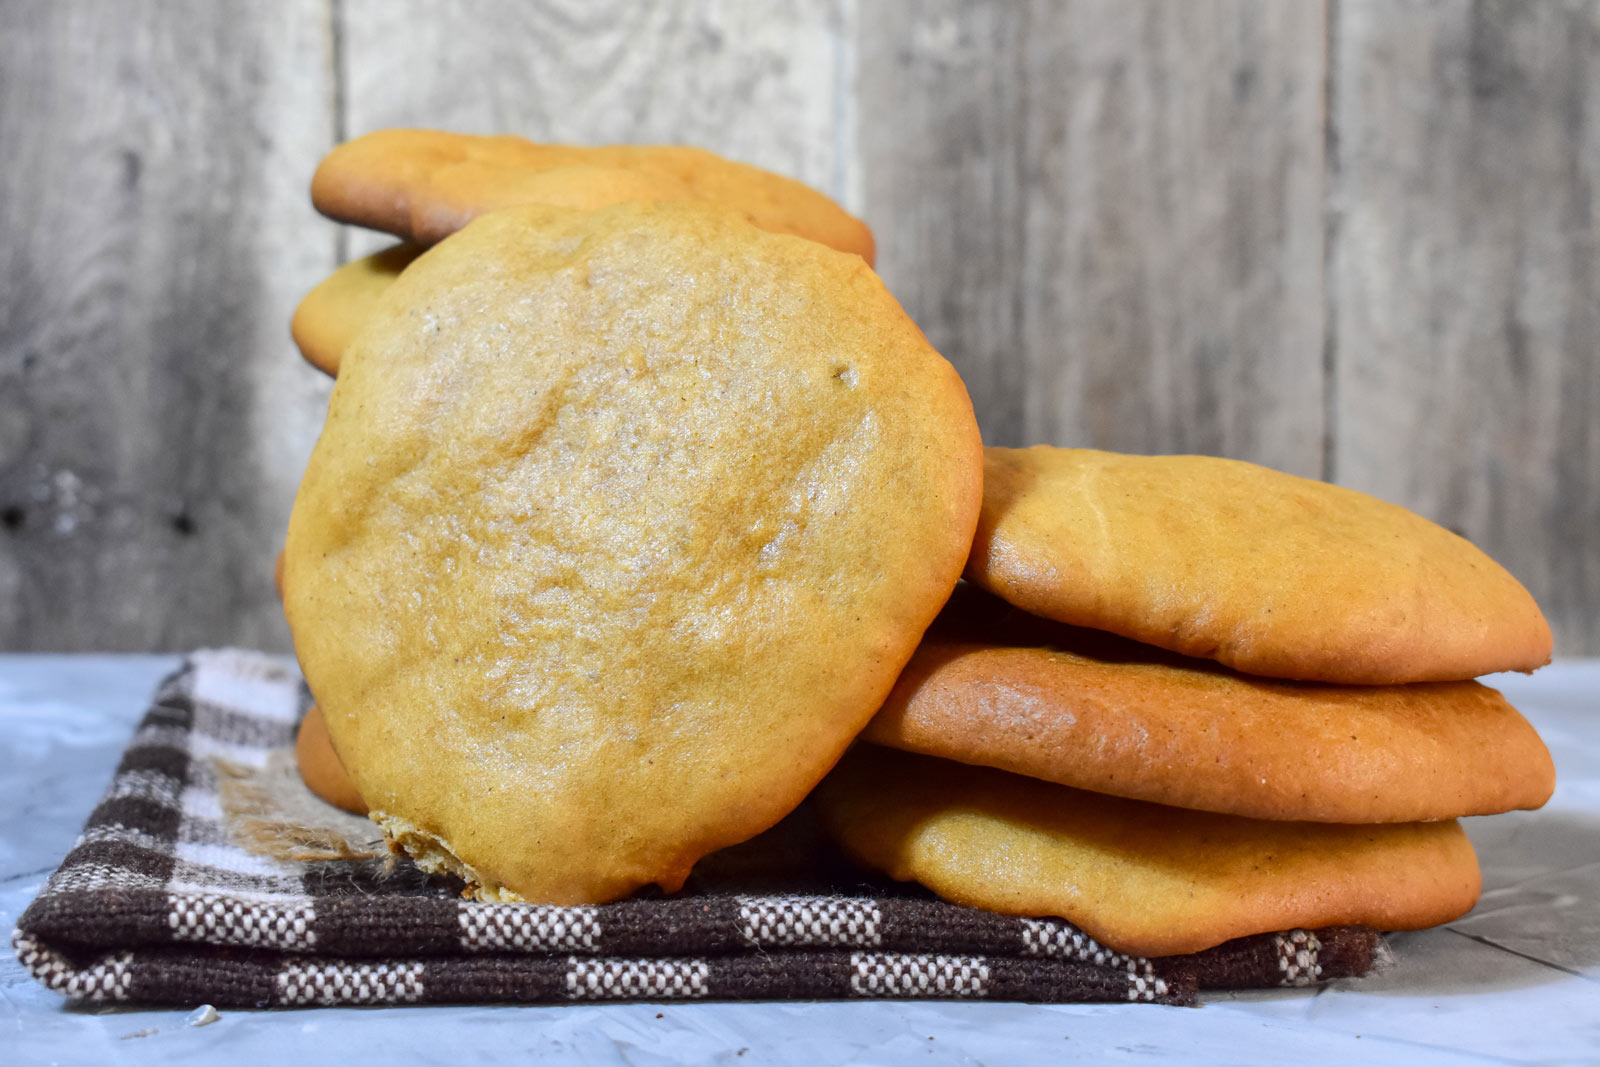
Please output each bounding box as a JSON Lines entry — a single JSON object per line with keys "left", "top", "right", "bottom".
{"left": 290, "top": 243, "right": 421, "bottom": 377}
{"left": 968, "top": 447, "right": 1552, "bottom": 684}
{"left": 864, "top": 587, "right": 1555, "bottom": 822}
{"left": 294, "top": 704, "right": 367, "bottom": 816}
{"left": 816, "top": 746, "right": 1482, "bottom": 956}
{"left": 312, "top": 128, "right": 875, "bottom": 263}
{"left": 283, "top": 201, "right": 982, "bottom": 905}
{"left": 290, "top": 713, "right": 846, "bottom": 892}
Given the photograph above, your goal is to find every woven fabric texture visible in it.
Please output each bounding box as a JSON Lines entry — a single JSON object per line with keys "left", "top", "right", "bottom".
{"left": 12, "top": 651, "right": 1380, "bottom": 1008}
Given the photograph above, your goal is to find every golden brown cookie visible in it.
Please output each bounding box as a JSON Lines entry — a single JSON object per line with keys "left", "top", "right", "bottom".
{"left": 290, "top": 243, "right": 421, "bottom": 377}
{"left": 864, "top": 587, "right": 1555, "bottom": 822}
{"left": 292, "top": 707, "right": 847, "bottom": 891}
{"left": 968, "top": 447, "right": 1552, "bottom": 684}
{"left": 294, "top": 704, "right": 368, "bottom": 816}
{"left": 816, "top": 747, "right": 1482, "bottom": 957}
{"left": 312, "top": 129, "right": 875, "bottom": 263}
{"left": 283, "top": 201, "right": 981, "bottom": 905}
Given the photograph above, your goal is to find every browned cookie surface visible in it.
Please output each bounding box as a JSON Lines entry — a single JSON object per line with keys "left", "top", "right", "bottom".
{"left": 817, "top": 746, "right": 1482, "bottom": 957}
{"left": 864, "top": 587, "right": 1555, "bottom": 822}
{"left": 312, "top": 128, "right": 875, "bottom": 263}
{"left": 968, "top": 447, "right": 1552, "bottom": 684}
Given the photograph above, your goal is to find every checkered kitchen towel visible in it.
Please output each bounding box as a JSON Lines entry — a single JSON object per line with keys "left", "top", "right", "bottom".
{"left": 13, "top": 651, "right": 1379, "bottom": 1008}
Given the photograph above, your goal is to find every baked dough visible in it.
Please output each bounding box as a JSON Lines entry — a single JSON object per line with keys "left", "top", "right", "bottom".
{"left": 864, "top": 587, "right": 1555, "bottom": 822}
{"left": 968, "top": 447, "right": 1552, "bottom": 683}
{"left": 290, "top": 243, "right": 420, "bottom": 376}
{"left": 283, "top": 201, "right": 981, "bottom": 904}
{"left": 817, "top": 746, "right": 1482, "bottom": 956}
{"left": 294, "top": 704, "right": 367, "bottom": 816}
{"left": 312, "top": 128, "right": 875, "bottom": 263}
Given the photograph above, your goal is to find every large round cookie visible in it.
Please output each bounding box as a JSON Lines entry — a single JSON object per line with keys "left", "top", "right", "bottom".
{"left": 968, "top": 447, "right": 1552, "bottom": 684}
{"left": 313, "top": 129, "right": 876, "bottom": 263}
{"left": 864, "top": 587, "right": 1555, "bottom": 822}
{"left": 817, "top": 747, "right": 1482, "bottom": 956}
{"left": 291, "top": 243, "right": 420, "bottom": 377}
{"left": 283, "top": 201, "right": 982, "bottom": 905}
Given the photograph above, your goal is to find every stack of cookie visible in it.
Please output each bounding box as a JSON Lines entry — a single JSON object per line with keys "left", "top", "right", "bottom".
{"left": 277, "top": 130, "right": 1555, "bottom": 962}
{"left": 816, "top": 446, "right": 1555, "bottom": 956}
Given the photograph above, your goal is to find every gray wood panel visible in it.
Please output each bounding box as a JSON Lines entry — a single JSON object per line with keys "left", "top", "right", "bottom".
{"left": 855, "top": 0, "right": 1328, "bottom": 473}
{"left": 1332, "top": 0, "right": 1600, "bottom": 654}
{"left": 337, "top": 0, "right": 856, "bottom": 258}
{"left": 4, "top": 1, "right": 1598, "bottom": 653}
{"left": 0, "top": 0, "right": 337, "bottom": 651}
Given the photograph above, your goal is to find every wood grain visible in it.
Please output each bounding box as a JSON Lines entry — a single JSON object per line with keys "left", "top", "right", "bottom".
{"left": 0, "top": 0, "right": 337, "bottom": 651}
{"left": 1332, "top": 0, "right": 1600, "bottom": 653}
{"left": 4, "top": 1, "right": 1598, "bottom": 653}
{"left": 855, "top": 0, "right": 1327, "bottom": 472}
{"left": 337, "top": 0, "right": 856, "bottom": 257}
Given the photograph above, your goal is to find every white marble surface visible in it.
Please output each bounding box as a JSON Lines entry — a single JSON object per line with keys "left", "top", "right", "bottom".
{"left": 2, "top": 655, "right": 1597, "bottom": 1066}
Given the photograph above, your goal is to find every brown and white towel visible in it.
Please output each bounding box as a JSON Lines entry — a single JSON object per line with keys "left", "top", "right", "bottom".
{"left": 12, "top": 650, "right": 1380, "bottom": 1008}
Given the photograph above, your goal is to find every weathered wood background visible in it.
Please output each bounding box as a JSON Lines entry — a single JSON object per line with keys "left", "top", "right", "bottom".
{"left": 2, "top": 0, "right": 1596, "bottom": 654}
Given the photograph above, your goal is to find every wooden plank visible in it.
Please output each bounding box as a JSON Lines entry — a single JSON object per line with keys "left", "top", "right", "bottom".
{"left": 855, "top": 0, "right": 1327, "bottom": 472}
{"left": 0, "top": 0, "right": 337, "bottom": 651}
{"left": 1332, "top": 0, "right": 1600, "bottom": 653}
{"left": 338, "top": 0, "right": 856, "bottom": 257}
